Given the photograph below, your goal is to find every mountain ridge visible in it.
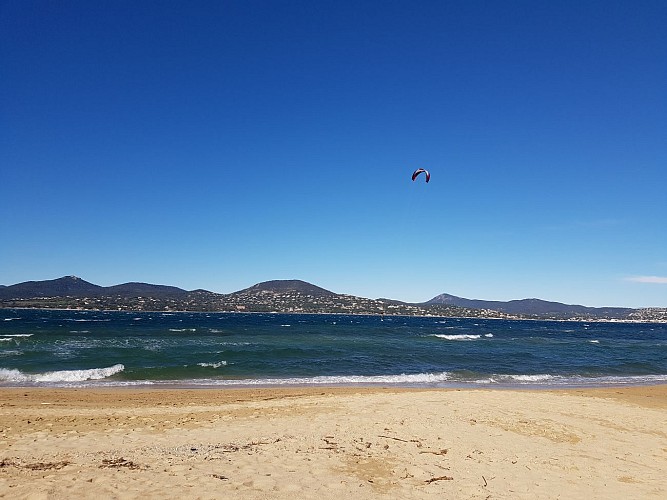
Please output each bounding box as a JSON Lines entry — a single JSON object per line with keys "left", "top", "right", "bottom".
{"left": 0, "top": 276, "right": 663, "bottom": 321}
{"left": 0, "top": 276, "right": 189, "bottom": 300}
{"left": 424, "top": 293, "right": 634, "bottom": 317}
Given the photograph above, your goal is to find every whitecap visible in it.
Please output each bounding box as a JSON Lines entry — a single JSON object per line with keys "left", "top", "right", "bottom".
{"left": 197, "top": 361, "right": 227, "bottom": 369}
{"left": 433, "top": 334, "right": 482, "bottom": 341}
{"left": 460, "top": 374, "right": 559, "bottom": 385}
{"left": 0, "top": 364, "right": 124, "bottom": 383}
{"left": 65, "top": 318, "right": 111, "bottom": 322}
{"left": 504, "top": 374, "right": 555, "bottom": 382}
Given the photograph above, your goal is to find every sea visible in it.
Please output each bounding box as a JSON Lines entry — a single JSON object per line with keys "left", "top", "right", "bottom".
{"left": 1, "top": 309, "right": 666, "bottom": 389}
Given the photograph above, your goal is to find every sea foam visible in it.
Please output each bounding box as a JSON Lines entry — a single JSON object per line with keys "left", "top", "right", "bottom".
{"left": 180, "top": 372, "right": 455, "bottom": 387}
{"left": 196, "top": 361, "right": 227, "bottom": 369}
{"left": 433, "top": 333, "right": 493, "bottom": 341}
{"left": 0, "top": 364, "right": 124, "bottom": 383}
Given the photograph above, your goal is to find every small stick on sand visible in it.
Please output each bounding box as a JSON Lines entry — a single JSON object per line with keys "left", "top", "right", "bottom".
{"left": 378, "top": 435, "right": 410, "bottom": 442}
{"left": 425, "top": 475, "right": 453, "bottom": 483}
{"left": 419, "top": 449, "right": 448, "bottom": 455}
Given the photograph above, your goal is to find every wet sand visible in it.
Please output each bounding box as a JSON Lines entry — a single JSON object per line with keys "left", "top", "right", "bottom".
{"left": 1, "top": 385, "right": 666, "bottom": 499}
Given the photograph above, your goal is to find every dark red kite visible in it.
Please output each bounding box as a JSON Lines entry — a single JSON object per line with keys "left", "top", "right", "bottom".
{"left": 411, "top": 168, "right": 430, "bottom": 183}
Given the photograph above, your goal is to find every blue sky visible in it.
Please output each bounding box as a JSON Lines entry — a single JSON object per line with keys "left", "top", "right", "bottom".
{"left": 1, "top": 0, "right": 666, "bottom": 307}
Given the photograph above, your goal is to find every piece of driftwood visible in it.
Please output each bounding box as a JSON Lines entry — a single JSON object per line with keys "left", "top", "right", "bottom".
{"left": 378, "top": 435, "right": 410, "bottom": 442}
{"left": 425, "top": 475, "right": 453, "bottom": 483}
{"left": 419, "top": 449, "right": 448, "bottom": 455}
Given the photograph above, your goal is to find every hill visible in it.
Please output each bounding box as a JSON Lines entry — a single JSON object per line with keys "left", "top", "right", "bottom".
{"left": 425, "top": 293, "right": 634, "bottom": 319}
{"left": 0, "top": 276, "right": 190, "bottom": 300}
{"left": 105, "top": 282, "right": 189, "bottom": 298}
{"left": 236, "top": 280, "right": 336, "bottom": 297}
{"left": 0, "top": 276, "right": 104, "bottom": 299}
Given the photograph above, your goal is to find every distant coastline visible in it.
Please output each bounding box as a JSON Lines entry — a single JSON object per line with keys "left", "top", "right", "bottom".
{"left": 1, "top": 276, "right": 665, "bottom": 322}
{"left": 2, "top": 306, "right": 666, "bottom": 324}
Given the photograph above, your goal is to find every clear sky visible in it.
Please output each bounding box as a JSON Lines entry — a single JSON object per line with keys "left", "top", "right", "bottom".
{"left": 2, "top": 1, "right": 666, "bottom": 308}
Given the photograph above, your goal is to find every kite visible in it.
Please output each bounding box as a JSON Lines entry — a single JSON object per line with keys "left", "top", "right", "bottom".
{"left": 411, "top": 168, "right": 430, "bottom": 183}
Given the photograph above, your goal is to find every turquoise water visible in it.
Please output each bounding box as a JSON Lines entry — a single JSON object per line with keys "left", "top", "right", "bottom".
{"left": 1, "top": 309, "right": 666, "bottom": 388}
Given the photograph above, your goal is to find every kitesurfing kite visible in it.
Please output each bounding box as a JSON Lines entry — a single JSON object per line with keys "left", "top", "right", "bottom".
{"left": 411, "top": 168, "right": 430, "bottom": 183}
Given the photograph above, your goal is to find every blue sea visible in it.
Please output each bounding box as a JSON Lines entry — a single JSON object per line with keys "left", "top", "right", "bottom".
{"left": 1, "top": 309, "right": 666, "bottom": 388}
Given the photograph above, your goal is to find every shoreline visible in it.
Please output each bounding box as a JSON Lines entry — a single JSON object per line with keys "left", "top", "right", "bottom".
{"left": 4, "top": 369, "right": 667, "bottom": 390}
{"left": 2, "top": 382, "right": 667, "bottom": 406}
{"left": 2, "top": 385, "right": 666, "bottom": 498}
{"left": 4, "top": 377, "right": 667, "bottom": 391}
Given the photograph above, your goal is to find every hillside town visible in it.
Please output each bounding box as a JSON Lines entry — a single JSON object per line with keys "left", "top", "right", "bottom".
{"left": 0, "top": 290, "right": 517, "bottom": 319}
{"left": 2, "top": 290, "right": 666, "bottom": 324}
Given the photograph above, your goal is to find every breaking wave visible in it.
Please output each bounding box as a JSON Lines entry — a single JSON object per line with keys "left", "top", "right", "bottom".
{"left": 0, "top": 364, "right": 124, "bottom": 384}
{"left": 432, "top": 333, "right": 493, "bottom": 341}
{"left": 196, "top": 361, "right": 227, "bottom": 369}
{"left": 179, "top": 372, "right": 667, "bottom": 388}
{"left": 169, "top": 372, "right": 456, "bottom": 387}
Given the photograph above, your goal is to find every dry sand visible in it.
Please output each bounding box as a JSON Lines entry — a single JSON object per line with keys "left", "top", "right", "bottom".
{"left": 1, "top": 385, "right": 666, "bottom": 499}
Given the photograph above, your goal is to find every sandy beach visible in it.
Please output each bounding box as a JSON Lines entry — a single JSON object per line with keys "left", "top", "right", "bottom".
{"left": 1, "top": 385, "right": 666, "bottom": 499}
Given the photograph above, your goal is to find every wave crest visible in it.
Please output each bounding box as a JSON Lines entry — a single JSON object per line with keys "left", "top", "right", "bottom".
{"left": 0, "top": 364, "right": 124, "bottom": 383}
{"left": 433, "top": 333, "right": 493, "bottom": 341}
{"left": 196, "top": 361, "right": 227, "bottom": 369}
